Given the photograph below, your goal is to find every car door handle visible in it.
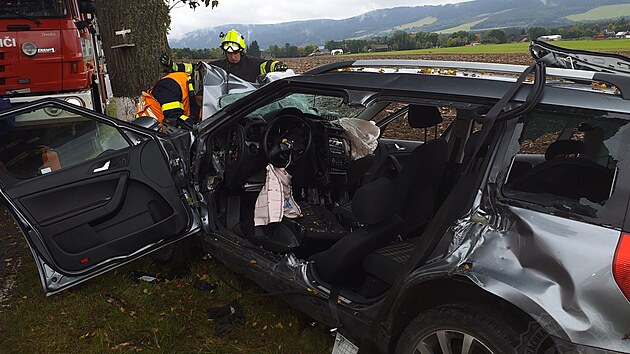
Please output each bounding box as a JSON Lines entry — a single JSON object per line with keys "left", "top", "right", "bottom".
{"left": 393, "top": 143, "right": 406, "bottom": 151}
{"left": 93, "top": 160, "right": 111, "bottom": 173}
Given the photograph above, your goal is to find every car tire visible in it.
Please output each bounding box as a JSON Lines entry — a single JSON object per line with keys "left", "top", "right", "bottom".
{"left": 396, "top": 304, "right": 521, "bottom": 354}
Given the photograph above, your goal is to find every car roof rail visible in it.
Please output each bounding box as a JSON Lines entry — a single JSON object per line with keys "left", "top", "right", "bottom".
{"left": 304, "top": 59, "right": 630, "bottom": 100}
{"left": 530, "top": 39, "right": 630, "bottom": 75}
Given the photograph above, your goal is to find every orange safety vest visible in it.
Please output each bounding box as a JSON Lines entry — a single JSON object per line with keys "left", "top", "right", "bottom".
{"left": 135, "top": 72, "right": 192, "bottom": 123}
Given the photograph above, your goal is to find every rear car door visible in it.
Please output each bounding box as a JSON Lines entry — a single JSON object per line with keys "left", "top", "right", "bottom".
{"left": 0, "top": 98, "right": 199, "bottom": 295}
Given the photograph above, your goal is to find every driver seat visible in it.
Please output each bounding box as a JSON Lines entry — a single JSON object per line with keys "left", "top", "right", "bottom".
{"left": 310, "top": 177, "right": 404, "bottom": 284}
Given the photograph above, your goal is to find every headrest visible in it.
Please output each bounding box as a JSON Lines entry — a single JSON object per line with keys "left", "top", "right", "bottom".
{"left": 352, "top": 177, "right": 395, "bottom": 226}
{"left": 545, "top": 139, "right": 585, "bottom": 160}
{"left": 407, "top": 105, "right": 442, "bottom": 129}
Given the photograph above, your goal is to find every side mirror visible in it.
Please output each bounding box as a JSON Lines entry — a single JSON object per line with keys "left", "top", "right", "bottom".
{"left": 79, "top": 0, "right": 97, "bottom": 14}
{"left": 133, "top": 116, "right": 161, "bottom": 131}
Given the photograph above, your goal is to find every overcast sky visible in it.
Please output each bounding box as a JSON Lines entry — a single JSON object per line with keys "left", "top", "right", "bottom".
{"left": 168, "top": 0, "right": 469, "bottom": 39}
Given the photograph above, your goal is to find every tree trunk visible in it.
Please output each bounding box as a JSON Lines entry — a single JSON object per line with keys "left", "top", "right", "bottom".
{"left": 94, "top": 0, "right": 171, "bottom": 120}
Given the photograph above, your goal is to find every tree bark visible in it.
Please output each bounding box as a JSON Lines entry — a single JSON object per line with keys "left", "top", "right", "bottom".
{"left": 94, "top": 0, "right": 171, "bottom": 119}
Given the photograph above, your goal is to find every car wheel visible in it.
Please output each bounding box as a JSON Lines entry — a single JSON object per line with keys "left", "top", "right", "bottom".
{"left": 396, "top": 304, "right": 520, "bottom": 354}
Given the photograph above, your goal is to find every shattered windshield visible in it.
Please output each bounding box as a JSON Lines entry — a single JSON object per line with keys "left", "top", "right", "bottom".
{"left": 235, "top": 92, "right": 367, "bottom": 120}
{"left": 0, "top": 0, "right": 68, "bottom": 18}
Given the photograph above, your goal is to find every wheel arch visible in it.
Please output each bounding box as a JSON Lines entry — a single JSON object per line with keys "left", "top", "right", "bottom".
{"left": 382, "top": 274, "right": 565, "bottom": 351}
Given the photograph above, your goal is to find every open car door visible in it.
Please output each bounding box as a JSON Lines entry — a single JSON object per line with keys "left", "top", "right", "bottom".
{"left": 0, "top": 99, "right": 199, "bottom": 295}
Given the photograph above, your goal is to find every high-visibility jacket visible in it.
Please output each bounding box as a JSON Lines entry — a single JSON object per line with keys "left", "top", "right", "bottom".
{"left": 135, "top": 72, "right": 194, "bottom": 125}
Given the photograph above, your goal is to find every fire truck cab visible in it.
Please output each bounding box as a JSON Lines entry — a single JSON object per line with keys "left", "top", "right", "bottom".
{"left": 0, "top": 0, "right": 104, "bottom": 124}
{"left": 0, "top": 0, "right": 107, "bottom": 176}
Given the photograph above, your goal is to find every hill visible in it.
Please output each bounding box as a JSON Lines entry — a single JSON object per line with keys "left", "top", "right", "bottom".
{"left": 169, "top": 0, "right": 630, "bottom": 49}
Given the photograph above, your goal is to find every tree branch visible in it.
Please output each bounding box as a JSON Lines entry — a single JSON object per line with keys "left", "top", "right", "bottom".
{"left": 168, "top": 0, "right": 218, "bottom": 11}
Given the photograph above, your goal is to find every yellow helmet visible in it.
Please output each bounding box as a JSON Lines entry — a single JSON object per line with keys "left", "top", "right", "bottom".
{"left": 219, "top": 29, "right": 246, "bottom": 53}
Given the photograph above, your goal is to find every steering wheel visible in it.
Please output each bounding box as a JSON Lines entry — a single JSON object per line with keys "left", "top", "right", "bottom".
{"left": 263, "top": 109, "right": 312, "bottom": 167}
{"left": 210, "top": 123, "right": 246, "bottom": 186}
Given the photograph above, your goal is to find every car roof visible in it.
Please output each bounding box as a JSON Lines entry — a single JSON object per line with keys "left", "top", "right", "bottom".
{"left": 282, "top": 59, "right": 630, "bottom": 114}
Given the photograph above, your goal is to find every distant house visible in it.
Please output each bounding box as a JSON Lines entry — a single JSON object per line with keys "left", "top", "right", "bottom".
{"left": 371, "top": 44, "right": 389, "bottom": 52}
{"left": 309, "top": 48, "right": 330, "bottom": 56}
{"left": 331, "top": 49, "right": 344, "bottom": 55}
{"left": 537, "top": 34, "right": 562, "bottom": 41}
{"left": 616, "top": 31, "right": 629, "bottom": 38}
{"left": 604, "top": 29, "right": 616, "bottom": 37}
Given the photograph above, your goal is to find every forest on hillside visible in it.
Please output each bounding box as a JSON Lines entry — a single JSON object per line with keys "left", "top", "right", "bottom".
{"left": 172, "top": 18, "right": 630, "bottom": 59}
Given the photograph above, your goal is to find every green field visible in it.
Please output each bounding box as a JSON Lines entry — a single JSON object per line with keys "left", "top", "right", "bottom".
{"left": 566, "top": 4, "right": 630, "bottom": 21}
{"left": 349, "top": 39, "right": 630, "bottom": 56}
{"left": 394, "top": 16, "right": 437, "bottom": 31}
{"left": 438, "top": 18, "right": 488, "bottom": 33}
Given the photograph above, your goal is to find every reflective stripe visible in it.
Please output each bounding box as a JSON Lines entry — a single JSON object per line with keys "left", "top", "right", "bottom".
{"left": 187, "top": 76, "right": 194, "bottom": 91}
{"left": 179, "top": 115, "right": 189, "bottom": 121}
{"left": 260, "top": 62, "right": 267, "bottom": 75}
{"left": 183, "top": 63, "right": 193, "bottom": 74}
{"left": 162, "top": 101, "right": 184, "bottom": 111}
{"left": 137, "top": 107, "right": 158, "bottom": 119}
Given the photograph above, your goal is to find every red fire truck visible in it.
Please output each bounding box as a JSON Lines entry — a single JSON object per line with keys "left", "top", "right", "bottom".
{"left": 0, "top": 0, "right": 105, "bottom": 124}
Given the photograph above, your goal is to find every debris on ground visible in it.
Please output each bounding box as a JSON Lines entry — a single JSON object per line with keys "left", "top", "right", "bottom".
{"left": 206, "top": 300, "right": 246, "bottom": 335}
{"left": 193, "top": 277, "right": 217, "bottom": 292}
{"left": 130, "top": 270, "right": 165, "bottom": 283}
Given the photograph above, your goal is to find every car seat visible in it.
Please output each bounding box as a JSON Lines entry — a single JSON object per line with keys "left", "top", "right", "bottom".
{"left": 337, "top": 105, "right": 448, "bottom": 234}
{"left": 310, "top": 177, "right": 404, "bottom": 284}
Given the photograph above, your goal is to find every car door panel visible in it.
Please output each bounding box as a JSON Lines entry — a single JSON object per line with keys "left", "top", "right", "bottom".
{"left": 379, "top": 138, "right": 423, "bottom": 166}
{"left": 3, "top": 137, "right": 190, "bottom": 274}
{"left": 19, "top": 172, "right": 128, "bottom": 227}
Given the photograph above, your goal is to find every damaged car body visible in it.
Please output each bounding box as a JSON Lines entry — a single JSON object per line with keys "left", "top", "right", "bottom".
{"left": 1, "top": 42, "right": 630, "bottom": 353}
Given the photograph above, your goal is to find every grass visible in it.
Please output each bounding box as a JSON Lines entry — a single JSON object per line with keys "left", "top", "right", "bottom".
{"left": 565, "top": 4, "right": 630, "bottom": 21}
{"left": 0, "top": 240, "right": 332, "bottom": 353}
{"left": 346, "top": 39, "right": 630, "bottom": 56}
{"left": 394, "top": 16, "right": 437, "bottom": 31}
{"left": 438, "top": 18, "right": 488, "bottom": 33}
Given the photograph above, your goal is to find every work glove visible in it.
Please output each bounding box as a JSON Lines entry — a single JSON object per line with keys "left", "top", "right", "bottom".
{"left": 272, "top": 62, "right": 288, "bottom": 72}
{"left": 160, "top": 53, "right": 177, "bottom": 72}
{"left": 178, "top": 117, "right": 194, "bottom": 130}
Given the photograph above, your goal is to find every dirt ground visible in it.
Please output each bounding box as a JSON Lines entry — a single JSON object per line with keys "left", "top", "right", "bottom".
{"left": 2, "top": 50, "right": 630, "bottom": 308}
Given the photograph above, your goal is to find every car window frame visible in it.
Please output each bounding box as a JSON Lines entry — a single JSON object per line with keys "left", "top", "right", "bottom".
{"left": 496, "top": 105, "right": 630, "bottom": 229}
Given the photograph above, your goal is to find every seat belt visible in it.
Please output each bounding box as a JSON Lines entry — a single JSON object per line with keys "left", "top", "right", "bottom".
{"left": 360, "top": 61, "right": 545, "bottom": 354}
{"left": 328, "top": 285, "right": 341, "bottom": 328}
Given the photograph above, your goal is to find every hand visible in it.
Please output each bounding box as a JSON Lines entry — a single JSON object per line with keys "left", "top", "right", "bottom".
{"left": 160, "top": 53, "right": 176, "bottom": 72}
{"left": 273, "top": 62, "right": 288, "bottom": 72}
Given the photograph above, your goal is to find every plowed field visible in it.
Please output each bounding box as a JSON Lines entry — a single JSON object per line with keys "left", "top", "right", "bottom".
{"left": 281, "top": 51, "right": 630, "bottom": 73}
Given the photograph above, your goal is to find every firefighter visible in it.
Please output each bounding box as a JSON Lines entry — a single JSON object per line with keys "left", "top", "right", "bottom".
{"left": 160, "top": 29, "right": 288, "bottom": 83}
{"left": 135, "top": 71, "right": 200, "bottom": 130}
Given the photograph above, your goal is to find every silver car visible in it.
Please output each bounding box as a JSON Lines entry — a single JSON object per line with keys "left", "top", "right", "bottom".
{"left": 1, "top": 41, "right": 629, "bottom": 353}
